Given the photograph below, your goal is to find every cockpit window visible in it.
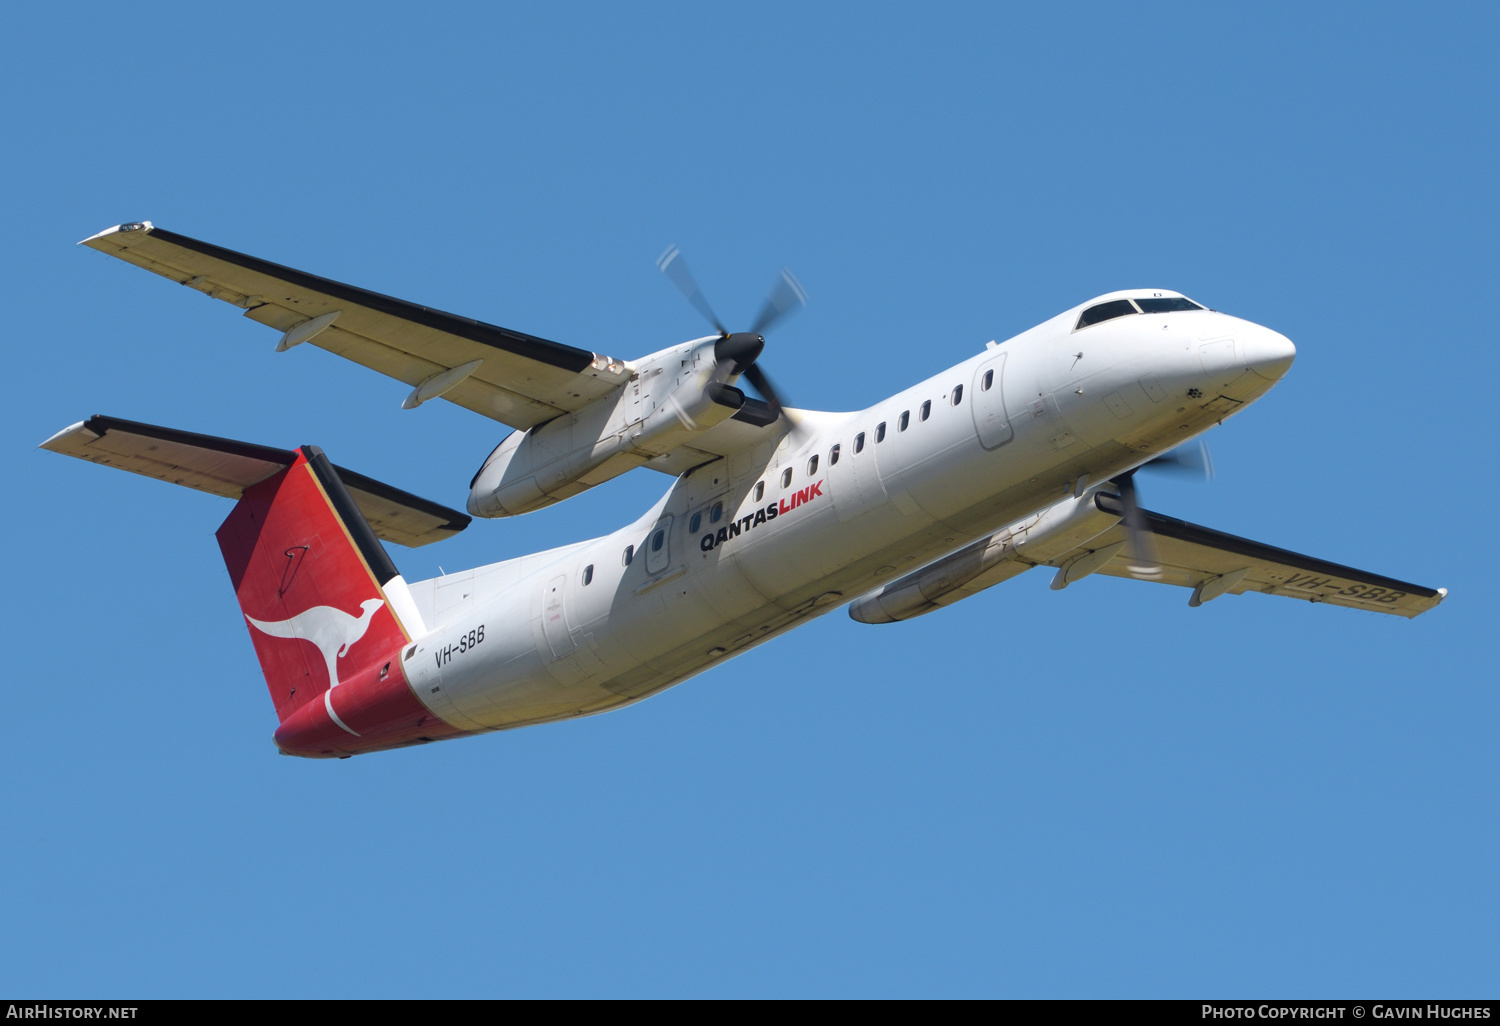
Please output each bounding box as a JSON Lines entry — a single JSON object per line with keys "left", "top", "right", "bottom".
{"left": 1135, "top": 296, "right": 1204, "bottom": 314}
{"left": 1076, "top": 299, "right": 1138, "bottom": 329}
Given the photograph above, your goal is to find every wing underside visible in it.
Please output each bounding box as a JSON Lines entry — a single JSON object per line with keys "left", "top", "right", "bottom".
{"left": 79, "top": 222, "right": 631, "bottom": 431}
{"left": 1046, "top": 493, "right": 1445, "bottom": 618}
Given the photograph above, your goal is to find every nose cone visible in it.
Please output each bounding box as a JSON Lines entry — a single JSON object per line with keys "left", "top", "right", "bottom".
{"left": 1241, "top": 328, "right": 1296, "bottom": 382}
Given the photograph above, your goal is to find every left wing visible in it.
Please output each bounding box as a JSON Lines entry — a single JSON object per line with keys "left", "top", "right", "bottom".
{"left": 1054, "top": 493, "right": 1446, "bottom": 618}
{"left": 79, "top": 223, "right": 630, "bottom": 430}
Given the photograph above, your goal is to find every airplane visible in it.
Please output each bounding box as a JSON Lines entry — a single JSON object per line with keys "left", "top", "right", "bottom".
{"left": 41, "top": 222, "right": 1446, "bottom": 759}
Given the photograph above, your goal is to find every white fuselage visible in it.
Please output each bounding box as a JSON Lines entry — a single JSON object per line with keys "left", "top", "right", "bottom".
{"left": 399, "top": 294, "right": 1296, "bottom": 733}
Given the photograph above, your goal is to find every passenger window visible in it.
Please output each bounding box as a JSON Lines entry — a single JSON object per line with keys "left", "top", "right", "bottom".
{"left": 855, "top": 432, "right": 865, "bottom": 453}
{"left": 899, "top": 411, "right": 910, "bottom": 431}
{"left": 781, "top": 467, "right": 793, "bottom": 488}
{"left": 651, "top": 529, "right": 664, "bottom": 552}
{"left": 982, "top": 369, "right": 993, "bottom": 391}
{"left": 829, "top": 444, "right": 840, "bottom": 466}
{"left": 920, "top": 400, "right": 931, "bottom": 421}
{"left": 807, "top": 454, "right": 819, "bottom": 475}
{"left": 876, "top": 422, "right": 886, "bottom": 442}
{"left": 1075, "top": 299, "right": 1138, "bottom": 329}
{"left": 689, "top": 511, "right": 702, "bottom": 533}
{"left": 582, "top": 564, "right": 594, "bottom": 586}
{"left": 952, "top": 385, "right": 963, "bottom": 405}
{"left": 710, "top": 502, "right": 723, "bottom": 523}
{"left": 623, "top": 544, "right": 634, "bottom": 566}
{"left": 754, "top": 481, "right": 764, "bottom": 501}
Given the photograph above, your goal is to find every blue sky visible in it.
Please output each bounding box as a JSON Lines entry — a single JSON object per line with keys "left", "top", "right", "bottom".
{"left": 3, "top": 1, "right": 1495, "bottom": 997}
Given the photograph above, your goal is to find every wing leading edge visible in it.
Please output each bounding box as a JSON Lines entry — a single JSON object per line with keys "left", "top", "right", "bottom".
{"left": 79, "top": 222, "right": 630, "bottom": 431}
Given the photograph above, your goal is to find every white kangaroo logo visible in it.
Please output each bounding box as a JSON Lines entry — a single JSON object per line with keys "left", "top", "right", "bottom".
{"left": 246, "top": 598, "right": 385, "bottom": 689}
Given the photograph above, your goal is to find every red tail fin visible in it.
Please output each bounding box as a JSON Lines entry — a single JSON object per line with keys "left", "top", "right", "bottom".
{"left": 216, "top": 446, "right": 410, "bottom": 722}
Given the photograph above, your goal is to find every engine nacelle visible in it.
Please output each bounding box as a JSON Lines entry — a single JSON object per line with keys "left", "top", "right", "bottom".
{"left": 848, "top": 491, "right": 1121, "bottom": 623}
{"left": 467, "top": 340, "right": 756, "bottom": 517}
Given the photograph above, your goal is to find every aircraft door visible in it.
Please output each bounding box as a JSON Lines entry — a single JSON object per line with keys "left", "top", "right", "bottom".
{"left": 540, "top": 574, "right": 575, "bottom": 658}
{"left": 832, "top": 429, "right": 887, "bottom": 522}
{"left": 645, "top": 515, "right": 672, "bottom": 575}
{"left": 972, "top": 352, "right": 1013, "bottom": 449}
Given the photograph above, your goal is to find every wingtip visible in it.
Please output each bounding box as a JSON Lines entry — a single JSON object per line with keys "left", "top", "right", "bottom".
{"left": 38, "top": 419, "right": 95, "bottom": 451}
{"left": 1408, "top": 587, "right": 1449, "bottom": 619}
{"left": 78, "top": 221, "right": 154, "bottom": 246}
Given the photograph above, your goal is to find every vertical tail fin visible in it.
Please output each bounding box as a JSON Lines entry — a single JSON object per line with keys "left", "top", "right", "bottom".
{"left": 216, "top": 446, "right": 412, "bottom": 722}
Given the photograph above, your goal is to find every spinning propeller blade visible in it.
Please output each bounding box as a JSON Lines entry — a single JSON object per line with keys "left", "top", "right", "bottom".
{"left": 657, "top": 245, "right": 726, "bottom": 336}
{"left": 1112, "top": 441, "right": 1215, "bottom": 579}
{"left": 750, "top": 269, "right": 808, "bottom": 336}
{"left": 742, "top": 364, "right": 784, "bottom": 417}
{"left": 1142, "top": 439, "right": 1215, "bottom": 480}
{"left": 1114, "top": 472, "right": 1163, "bottom": 580}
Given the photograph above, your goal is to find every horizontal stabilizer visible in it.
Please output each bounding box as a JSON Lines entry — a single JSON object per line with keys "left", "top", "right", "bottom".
{"left": 40, "top": 415, "right": 469, "bottom": 547}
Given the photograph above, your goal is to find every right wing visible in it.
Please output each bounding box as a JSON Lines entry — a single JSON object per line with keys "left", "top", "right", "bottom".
{"left": 1066, "top": 493, "right": 1446, "bottom": 618}
{"left": 80, "top": 222, "right": 630, "bottom": 431}
{"left": 853, "top": 491, "right": 1445, "bottom": 624}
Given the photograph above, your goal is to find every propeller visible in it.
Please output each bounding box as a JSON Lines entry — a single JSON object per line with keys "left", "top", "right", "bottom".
{"left": 1112, "top": 470, "right": 1162, "bottom": 580}
{"left": 1110, "top": 440, "right": 1214, "bottom": 579}
{"left": 750, "top": 268, "right": 808, "bottom": 336}
{"left": 657, "top": 245, "right": 726, "bottom": 336}
{"left": 657, "top": 246, "right": 807, "bottom": 418}
{"left": 1139, "top": 439, "right": 1214, "bottom": 481}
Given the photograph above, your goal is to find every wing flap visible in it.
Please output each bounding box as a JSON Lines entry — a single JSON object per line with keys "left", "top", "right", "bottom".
{"left": 1049, "top": 494, "right": 1445, "bottom": 618}
{"left": 81, "top": 223, "right": 630, "bottom": 429}
{"left": 41, "top": 416, "right": 470, "bottom": 548}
